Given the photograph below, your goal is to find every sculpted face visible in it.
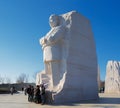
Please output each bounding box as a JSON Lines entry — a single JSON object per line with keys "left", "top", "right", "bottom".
{"left": 49, "top": 15, "right": 59, "bottom": 27}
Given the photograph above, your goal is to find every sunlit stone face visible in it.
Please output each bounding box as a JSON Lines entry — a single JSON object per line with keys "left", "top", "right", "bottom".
{"left": 105, "top": 61, "right": 120, "bottom": 93}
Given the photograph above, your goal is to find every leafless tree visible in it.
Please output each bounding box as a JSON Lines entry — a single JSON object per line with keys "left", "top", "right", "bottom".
{"left": 0, "top": 75, "right": 5, "bottom": 84}
{"left": 5, "top": 77, "right": 11, "bottom": 84}
{"left": 0, "top": 75, "right": 2, "bottom": 84}
{"left": 1, "top": 78, "right": 4, "bottom": 84}
{"left": 16, "top": 73, "right": 29, "bottom": 83}
{"left": 33, "top": 71, "right": 38, "bottom": 82}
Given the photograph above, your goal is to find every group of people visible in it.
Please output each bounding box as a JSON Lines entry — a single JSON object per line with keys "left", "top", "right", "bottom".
{"left": 26, "top": 84, "right": 46, "bottom": 105}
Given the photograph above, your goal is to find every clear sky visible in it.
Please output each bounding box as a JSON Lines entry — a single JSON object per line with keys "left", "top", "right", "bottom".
{"left": 0, "top": 0, "right": 120, "bottom": 83}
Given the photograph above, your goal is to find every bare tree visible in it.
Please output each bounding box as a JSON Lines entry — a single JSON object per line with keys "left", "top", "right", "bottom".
{"left": 25, "top": 74, "right": 29, "bottom": 83}
{"left": 16, "top": 73, "right": 29, "bottom": 83}
{"left": 33, "top": 71, "right": 38, "bottom": 82}
{"left": 0, "top": 75, "right": 5, "bottom": 84}
{"left": 0, "top": 75, "right": 2, "bottom": 84}
{"left": 1, "top": 78, "right": 4, "bottom": 84}
{"left": 5, "top": 77, "right": 11, "bottom": 84}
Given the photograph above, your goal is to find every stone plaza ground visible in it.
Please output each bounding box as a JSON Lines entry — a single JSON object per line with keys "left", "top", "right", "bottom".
{"left": 0, "top": 93, "right": 120, "bottom": 108}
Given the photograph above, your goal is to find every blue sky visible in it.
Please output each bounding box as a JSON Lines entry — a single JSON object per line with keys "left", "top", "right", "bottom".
{"left": 0, "top": 0, "right": 120, "bottom": 83}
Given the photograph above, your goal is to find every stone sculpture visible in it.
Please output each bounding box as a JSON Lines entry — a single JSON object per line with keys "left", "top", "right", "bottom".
{"left": 40, "top": 14, "right": 67, "bottom": 90}
{"left": 105, "top": 60, "right": 120, "bottom": 93}
{"left": 37, "top": 11, "right": 98, "bottom": 103}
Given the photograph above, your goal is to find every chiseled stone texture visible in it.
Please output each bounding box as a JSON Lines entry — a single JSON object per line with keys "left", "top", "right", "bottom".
{"left": 98, "top": 66, "right": 101, "bottom": 89}
{"left": 38, "top": 11, "right": 98, "bottom": 104}
{"left": 105, "top": 60, "right": 120, "bottom": 94}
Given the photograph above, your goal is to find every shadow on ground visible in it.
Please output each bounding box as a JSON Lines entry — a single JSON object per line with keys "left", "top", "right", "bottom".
{"left": 47, "top": 97, "right": 120, "bottom": 106}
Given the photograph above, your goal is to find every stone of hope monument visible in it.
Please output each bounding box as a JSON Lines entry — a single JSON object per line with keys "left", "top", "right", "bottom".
{"left": 105, "top": 60, "right": 120, "bottom": 94}
{"left": 36, "top": 11, "right": 98, "bottom": 104}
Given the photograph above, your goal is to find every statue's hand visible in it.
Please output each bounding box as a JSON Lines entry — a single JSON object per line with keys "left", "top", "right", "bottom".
{"left": 40, "top": 37, "right": 47, "bottom": 45}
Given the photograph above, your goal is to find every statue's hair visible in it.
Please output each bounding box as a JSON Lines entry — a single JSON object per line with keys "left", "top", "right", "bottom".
{"left": 49, "top": 14, "right": 65, "bottom": 26}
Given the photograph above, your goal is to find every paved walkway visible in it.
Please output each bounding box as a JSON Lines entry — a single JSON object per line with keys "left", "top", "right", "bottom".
{"left": 0, "top": 93, "right": 120, "bottom": 108}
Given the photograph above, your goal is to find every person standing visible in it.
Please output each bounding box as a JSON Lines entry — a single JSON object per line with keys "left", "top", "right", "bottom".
{"left": 24, "top": 86, "right": 27, "bottom": 95}
{"left": 40, "top": 84, "right": 46, "bottom": 105}
{"left": 34, "top": 85, "right": 41, "bottom": 103}
{"left": 10, "top": 87, "right": 14, "bottom": 95}
{"left": 27, "top": 85, "right": 32, "bottom": 102}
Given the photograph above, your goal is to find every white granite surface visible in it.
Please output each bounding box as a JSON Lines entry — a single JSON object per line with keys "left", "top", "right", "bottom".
{"left": 37, "top": 11, "right": 98, "bottom": 103}
{"left": 105, "top": 60, "right": 120, "bottom": 93}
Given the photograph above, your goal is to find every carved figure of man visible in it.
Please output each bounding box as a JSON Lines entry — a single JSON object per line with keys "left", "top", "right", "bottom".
{"left": 40, "top": 14, "right": 67, "bottom": 89}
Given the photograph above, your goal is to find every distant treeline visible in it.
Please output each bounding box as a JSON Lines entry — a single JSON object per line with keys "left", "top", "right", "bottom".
{"left": 0, "top": 83, "right": 35, "bottom": 94}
